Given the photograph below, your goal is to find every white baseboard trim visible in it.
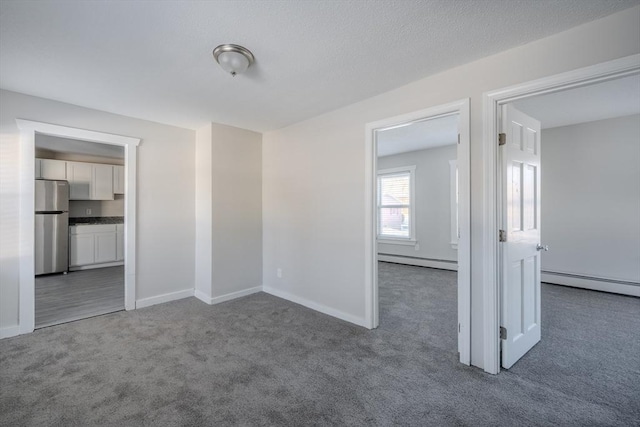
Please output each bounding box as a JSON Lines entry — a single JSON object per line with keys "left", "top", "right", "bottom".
{"left": 541, "top": 272, "right": 640, "bottom": 297}
{"left": 195, "top": 286, "right": 262, "bottom": 305}
{"left": 0, "top": 325, "right": 21, "bottom": 339}
{"left": 136, "top": 288, "right": 195, "bottom": 309}
{"left": 263, "top": 286, "right": 369, "bottom": 328}
{"left": 69, "top": 261, "right": 124, "bottom": 271}
{"left": 378, "top": 254, "right": 458, "bottom": 271}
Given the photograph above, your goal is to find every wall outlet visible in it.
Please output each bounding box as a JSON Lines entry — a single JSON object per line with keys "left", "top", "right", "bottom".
{"left": 85, "top": 208, "right": 92, "bottom": 215}
{"left": 276, "top": 268, "right": 282, "bottom": 278}
{"left": 415, "top": 243, "right": 420, "bottom": 251}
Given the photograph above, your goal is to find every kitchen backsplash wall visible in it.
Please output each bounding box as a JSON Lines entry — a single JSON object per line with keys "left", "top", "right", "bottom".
{"left": 69, "top": 195, "right": 124, "bottom": 218}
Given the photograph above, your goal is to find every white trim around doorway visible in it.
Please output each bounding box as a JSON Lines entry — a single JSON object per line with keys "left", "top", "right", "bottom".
{"left": 365, "top": 99, "right": 471, "bottom": 365}
{"left": 16, "top": 120, "right": 141, "bottom": 335}
{"left": 481, "top": 54, "right": 640, "bottom": 375}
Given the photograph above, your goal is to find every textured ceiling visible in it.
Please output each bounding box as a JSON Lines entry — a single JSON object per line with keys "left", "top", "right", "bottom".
{"left": 377, "top": 114, "right": 458, "bottom": 157}
{"left": 1, "top": 0, "right": 637, "bottom": 132}
{"left": 513, "top": 74, "right": 640, "bottom": 129}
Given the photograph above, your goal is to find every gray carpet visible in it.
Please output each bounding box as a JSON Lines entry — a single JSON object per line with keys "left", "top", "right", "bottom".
{"left": 1, "top": 262, "right": 639, "bottom": 426}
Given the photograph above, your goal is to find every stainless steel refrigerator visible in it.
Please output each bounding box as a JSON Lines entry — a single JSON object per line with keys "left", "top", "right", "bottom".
{"left": 35, "top": 179, "right": 69, "bottom": 275}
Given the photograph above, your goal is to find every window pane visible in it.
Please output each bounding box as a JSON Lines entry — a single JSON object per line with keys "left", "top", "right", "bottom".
{"left": 380, "top": 174, "right": 410, "bottom": 207}
{"left": 380, "top": 207, "right": 409, "bottom": 237}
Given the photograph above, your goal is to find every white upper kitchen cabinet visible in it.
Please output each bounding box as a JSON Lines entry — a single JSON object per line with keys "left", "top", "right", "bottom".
{"left": 67, "top": 161, "right": 93, "bottom": 200}
{"left": 35, "top": 158, "right": 67, "bottom": 180}
{"left": 67, "top": 161, "right": 114, "bottom": 200}
{"left": 40, "top": 159, "right": 67, "bottom": 180}
{"left": 113, "top": 165, "right": 125, "bottom": 194}
{"left": 92, "top": 163, "right": 114, "bottom": 200}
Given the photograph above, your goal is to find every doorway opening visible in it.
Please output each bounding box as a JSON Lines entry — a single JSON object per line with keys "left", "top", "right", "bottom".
{"left": 482, "top": 54, "right": 640, "bottom": 374}
{"left": 365, "top": 99, "right": 471, "bottom": 365}
{"left": 492, "top": 70, "right": 640, "bottom": 410}
{"left": 34, "top": 135, "right": 126, "bottom": 328}
{"left": 16, "top": 120, "right": 140, "bottom": 335}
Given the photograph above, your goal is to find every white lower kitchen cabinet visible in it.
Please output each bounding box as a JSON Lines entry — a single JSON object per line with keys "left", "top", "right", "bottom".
{"left": 69, "top": 234, "right": 95, "bottom": 266}
{"left": 69, "top": 224, "right": 123, "bottom": 270}
{"left": 94, "top": 232, "right": 117, "bottom": 263}
{"left": 116, "top": 224, "right": 124, "bottom": 261}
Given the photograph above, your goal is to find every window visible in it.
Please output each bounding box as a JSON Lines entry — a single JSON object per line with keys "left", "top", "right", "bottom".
{"left": 377, "top": 166, "right": 415, "bottom": 241}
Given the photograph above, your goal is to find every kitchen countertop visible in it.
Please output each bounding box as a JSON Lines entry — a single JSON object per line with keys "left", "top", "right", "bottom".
{"left": 69, "top": 216, "right": 124, "bottom": 225}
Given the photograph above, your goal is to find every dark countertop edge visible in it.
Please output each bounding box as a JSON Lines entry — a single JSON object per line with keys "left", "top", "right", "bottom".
{"left": 69, "top": 216, "right": 124, "bottom": 225}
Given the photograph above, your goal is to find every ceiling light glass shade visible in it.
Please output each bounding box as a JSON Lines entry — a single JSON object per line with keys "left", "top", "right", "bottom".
{"left": 213, "top": 44, "right": 255, "bottom": 76}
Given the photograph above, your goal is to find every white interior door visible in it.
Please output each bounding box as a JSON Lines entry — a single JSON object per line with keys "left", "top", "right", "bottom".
{"left": 500, "top": 104, "right": 542, "bottom": 369}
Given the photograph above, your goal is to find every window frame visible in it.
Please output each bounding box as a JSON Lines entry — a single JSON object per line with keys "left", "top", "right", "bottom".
{"left": 377, "top": 165, "right": 416, "bottom": 244}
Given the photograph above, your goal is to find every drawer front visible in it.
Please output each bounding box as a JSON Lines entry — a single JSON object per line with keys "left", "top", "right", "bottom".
{"left": 70, "top": 224, "right": 117, "bottom": 234}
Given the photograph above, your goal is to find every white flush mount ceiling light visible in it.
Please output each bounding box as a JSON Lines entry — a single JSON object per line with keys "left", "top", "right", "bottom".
{"left": 212, "top": 44, "right": 255, "bottom": 76}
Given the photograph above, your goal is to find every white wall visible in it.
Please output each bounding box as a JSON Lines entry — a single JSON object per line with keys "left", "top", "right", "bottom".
{"left": 0, "top": 90, "right": 196, "bottom": 331}
{"left": 377, "top": 145, "right": 457, "bottom": 264}
{"left": 195, "top": 123, "right": 262, "bottom": 303}
{"left": 262, "top": 7, "right": 640, "bottom": 368}
{"left": 211, "top": 123, "right": 262, "bottom": 297}
{"left": 195, "top": 124, "right": 213, "bottom": 300}
{"left": 541, "top": 115, "right": 640, "bottom": 284}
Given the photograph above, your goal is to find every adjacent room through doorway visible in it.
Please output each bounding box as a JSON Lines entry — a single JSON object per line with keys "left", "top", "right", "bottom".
{"left": 34, "top": 135, "right": 126, "bottom": 328}
{"left": 375, "top": 113, "right": 461, "bottom": 356}
{"left": 497, "top": 72, "right": 640, "bottom": 372}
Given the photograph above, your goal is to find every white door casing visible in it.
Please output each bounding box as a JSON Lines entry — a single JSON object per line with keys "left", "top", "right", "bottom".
{"left": 16, "top": 119, "right": 140, "bottom": 335}
{"left": 482, "top": 54, "right": 639, "bottom": 375}
{"left": 500, "top": 104, "right": 542, "bottom": 369}
{"left": 364, "top": 99, "right": 471, "bottom": 365}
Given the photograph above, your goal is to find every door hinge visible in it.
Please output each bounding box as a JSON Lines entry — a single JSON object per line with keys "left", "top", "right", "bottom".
{"left": 498, "top": 133, "right": 506, "bottom": 146}
{"left": 500, "top": 326, "right": 507, "bottom": 340}
{"left": 457, "top": 133, "right": 461, "bottom": 144}
{"left": 458, "top": 323, "right": 461, "bottom": 333}
{"left": 499, "top": 229, "right": 506, "bottom": 242}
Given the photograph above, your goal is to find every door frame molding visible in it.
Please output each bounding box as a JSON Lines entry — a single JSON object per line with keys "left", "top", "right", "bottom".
{"left": 365, "top": 98, "right": 471, "bottom": 365}
{"left": 481, "top": 54, "right": 640, "bottom": 374}
{"left": 16, "top": 120, "right": 140, "bottom": 334}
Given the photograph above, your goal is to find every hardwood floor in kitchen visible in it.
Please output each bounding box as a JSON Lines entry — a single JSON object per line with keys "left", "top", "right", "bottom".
{"left": 35, "top": 266, "right": 124, "bottom": 329}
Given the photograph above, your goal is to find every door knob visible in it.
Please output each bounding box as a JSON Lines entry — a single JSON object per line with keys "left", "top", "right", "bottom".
{"left": 536, "top": 244, "right": 549, "bottom": 251}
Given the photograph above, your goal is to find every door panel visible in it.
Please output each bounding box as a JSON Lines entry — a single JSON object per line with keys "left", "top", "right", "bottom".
{"left": 501, "top": 104, "right": 542, "bottom": 369}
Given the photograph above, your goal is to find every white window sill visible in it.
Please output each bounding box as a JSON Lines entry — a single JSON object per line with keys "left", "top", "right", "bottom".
{"left": 378, "top": 238, "right": 417, "bottom": 246}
